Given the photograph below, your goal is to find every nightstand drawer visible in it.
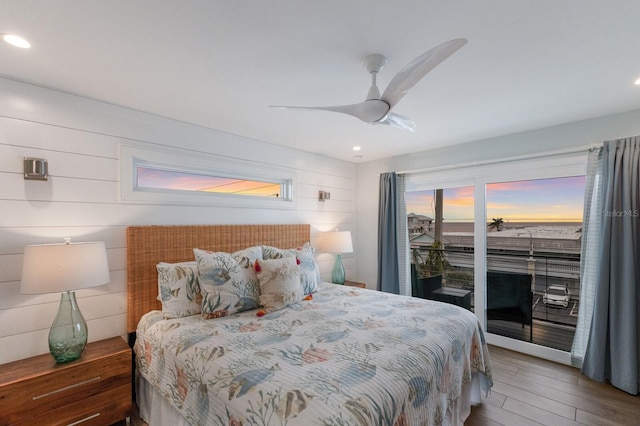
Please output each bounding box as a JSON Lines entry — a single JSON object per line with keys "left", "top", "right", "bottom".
{"left": 11, "top": 384, "right": 131, "bottom": 426}
{"left": 0, "top": 337, "right": 131, "bottom": 425}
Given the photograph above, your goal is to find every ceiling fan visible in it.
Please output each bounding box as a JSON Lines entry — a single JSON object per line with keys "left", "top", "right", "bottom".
{"left": 271, "top": 38, "right": 467, "bottom": 132}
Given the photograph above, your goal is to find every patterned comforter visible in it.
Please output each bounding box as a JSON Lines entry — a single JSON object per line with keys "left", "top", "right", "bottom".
{"left": 135, "top": 283, "right": 492, "bottom": 425}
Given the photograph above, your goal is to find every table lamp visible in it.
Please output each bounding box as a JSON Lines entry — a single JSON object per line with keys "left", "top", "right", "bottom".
{"left": 20, "top": 239, "right": 110, "bottom": 363}
{"left": 318, "top": 230, "right": 353, "bottom": 284}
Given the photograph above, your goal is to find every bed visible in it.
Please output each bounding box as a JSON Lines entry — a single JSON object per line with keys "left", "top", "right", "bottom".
{"left": 128, "top": 225, "right": 492, "bottom": 425}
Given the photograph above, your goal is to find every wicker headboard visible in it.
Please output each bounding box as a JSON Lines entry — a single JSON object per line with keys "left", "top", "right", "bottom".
{"left": 126, "top": 224, "right": 311, "bottom": 333}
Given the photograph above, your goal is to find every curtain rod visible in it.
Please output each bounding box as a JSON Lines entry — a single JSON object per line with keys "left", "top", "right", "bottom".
{"left": 396, "top": 143, "right": 601, "bottom": 175}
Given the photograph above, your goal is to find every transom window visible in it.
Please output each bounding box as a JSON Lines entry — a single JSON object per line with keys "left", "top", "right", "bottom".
{"left": 136, "top": 165, "right": 285, "bottom": 198}
{"left": 120, "top": 145, "right": 295, "bottom": 208}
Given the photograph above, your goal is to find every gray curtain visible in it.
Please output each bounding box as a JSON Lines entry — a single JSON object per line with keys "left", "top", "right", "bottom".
{"left": 571, "top": 147, "right": 603, "bottom": 367}
{"left": 582, "top": 137, "right": 640, "bottom": 395}
{"left": 395, "top": 174, "right": 411, "bottom": 296}
{"left": 378, "top": 172, "right": 399, "bottom": 293}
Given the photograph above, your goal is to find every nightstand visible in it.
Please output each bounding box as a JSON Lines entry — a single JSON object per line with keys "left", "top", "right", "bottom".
{"left": 344, "top": 280, "right": 366, "bottom": 288}
{"left": 0, "top": 336, "right": 132, "bottom": 425}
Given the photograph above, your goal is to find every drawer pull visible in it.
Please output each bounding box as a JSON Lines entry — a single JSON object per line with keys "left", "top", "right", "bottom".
{"left": 32, "top": 376, "right": 101, "bottom": 400}
{"left": 68, "top": 412, "right": 100, "bottom": 425}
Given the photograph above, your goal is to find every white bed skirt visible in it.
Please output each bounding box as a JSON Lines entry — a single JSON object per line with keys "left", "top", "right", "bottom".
{"left": 137, "top": 373, "right": 191, "bottom": 426}
{"left": 137, "top": 371, "right": 485, "bottom": 426}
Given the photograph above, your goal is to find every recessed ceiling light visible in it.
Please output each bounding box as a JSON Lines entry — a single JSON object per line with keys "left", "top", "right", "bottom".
{"left": 2, "top": 34, "right": 30, "bottom": 49}
{"left": 353, "top": 146, "right": 361, "bottom": 151}
{"left": 635, "top": 77, "right": 640, "bottom": 85}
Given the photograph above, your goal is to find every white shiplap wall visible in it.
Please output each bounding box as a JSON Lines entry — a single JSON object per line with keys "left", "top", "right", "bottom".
{"left": 0, "top": 77, "right": 356, "bottom": 364}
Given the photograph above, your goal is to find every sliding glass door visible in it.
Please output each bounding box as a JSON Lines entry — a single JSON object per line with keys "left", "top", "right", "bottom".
{"left": 485, "top": 176, "right": 585, "bottom": 352}
{"left": 406, "top": 186, "right": 475, "bottom": 310}
{"left": 407, "top": 153, "right": 588, "bottom": 363}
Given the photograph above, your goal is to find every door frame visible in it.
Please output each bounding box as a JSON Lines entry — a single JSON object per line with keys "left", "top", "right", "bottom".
{"left": 407, "top": 151, "right": 588, "bottom": 364}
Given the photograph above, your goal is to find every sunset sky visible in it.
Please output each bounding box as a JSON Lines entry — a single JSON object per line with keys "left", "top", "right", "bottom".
{"left": 405, "top": 176, "right": 586, "bottom": 223}
{"left": 137, "top": 167, "right": 281, "bottom": 196}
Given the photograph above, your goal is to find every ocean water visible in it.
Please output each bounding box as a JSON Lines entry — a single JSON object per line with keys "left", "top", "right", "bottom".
{"left": 441, "top": 222, "right": 582, "bottom": 233}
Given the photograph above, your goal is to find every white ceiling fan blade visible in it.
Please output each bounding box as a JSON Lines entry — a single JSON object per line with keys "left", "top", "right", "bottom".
{"left": 271, "top": 99, "right": 389, "bottom": 123}
{"left": 376, "top": 112, "right": 416, "bottom": 132}
{"left": 381, "top": 38, "right": 467, "bottom": 109}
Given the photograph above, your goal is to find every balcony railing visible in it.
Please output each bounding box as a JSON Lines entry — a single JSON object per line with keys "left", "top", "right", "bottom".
{"left": 411, "top": 245, "right": 579, "bottom": 351}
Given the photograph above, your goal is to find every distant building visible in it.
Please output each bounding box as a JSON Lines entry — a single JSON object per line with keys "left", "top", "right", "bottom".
{"left": 409, "top": 232, "right": 435, "bottom": 246}
{"left": 445, "top": 225, "right": 582, "bottom": 256}
{"left": 407, "top": 213, "right": 433, "bottom": 235}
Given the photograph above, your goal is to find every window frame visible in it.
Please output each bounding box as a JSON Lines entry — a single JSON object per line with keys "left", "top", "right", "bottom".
{"left": 120, "top": 145, "right": 296, "bottom": 209}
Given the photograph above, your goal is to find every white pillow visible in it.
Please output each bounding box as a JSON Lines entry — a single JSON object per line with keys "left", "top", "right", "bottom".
{"left": 255, "top": 257, "right": 303, "bottom": 312}
{"left": 194, "top": 246, "right": 262, "bottom": 319}
{"left": 261, "top": 242, "right": 321, "bottom": 294}
{"left": 156, "top": 261, "right": 201, "bottom": 319}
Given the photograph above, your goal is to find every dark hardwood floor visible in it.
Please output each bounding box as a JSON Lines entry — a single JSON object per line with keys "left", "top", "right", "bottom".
{"left": 466, "top": 345, "right": 640, "bottom": 425}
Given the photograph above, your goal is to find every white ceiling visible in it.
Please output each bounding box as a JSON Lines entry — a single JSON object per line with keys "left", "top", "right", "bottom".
{"left": 2, "top": 1, "right": 640, "bottom": 163}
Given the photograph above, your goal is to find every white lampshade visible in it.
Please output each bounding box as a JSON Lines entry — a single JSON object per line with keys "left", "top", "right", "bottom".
{"left": 317, "top": 231, "right": 353, "bottom": 254}
{"left": 21, "top": 240, "right": 110, "bottom": 294}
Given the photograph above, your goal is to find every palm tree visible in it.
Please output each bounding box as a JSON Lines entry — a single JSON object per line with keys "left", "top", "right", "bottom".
{"left": 488, "top": 217, "right": 504, "bottom": 232}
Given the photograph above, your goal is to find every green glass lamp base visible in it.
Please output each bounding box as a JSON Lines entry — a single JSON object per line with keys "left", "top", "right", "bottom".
{"left": 49, "top": 291, "right": 88, "bottom": 363}
{"left": 331, "top": 253, "right": 346, "bottom": 285}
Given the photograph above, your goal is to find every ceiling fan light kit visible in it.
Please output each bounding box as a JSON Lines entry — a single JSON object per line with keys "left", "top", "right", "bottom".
{"left": 271, "top": 38, "right": 467, "bottom": 132}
